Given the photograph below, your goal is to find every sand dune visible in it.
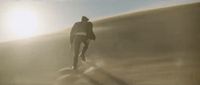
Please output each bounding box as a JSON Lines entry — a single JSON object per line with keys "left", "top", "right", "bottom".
{"left": 0, "top": 3, "right": 200, "bottom": 85}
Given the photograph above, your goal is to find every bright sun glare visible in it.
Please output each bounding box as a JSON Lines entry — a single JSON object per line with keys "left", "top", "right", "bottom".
{"left": 5, "top": 7, "right": 39, "bottom": 39}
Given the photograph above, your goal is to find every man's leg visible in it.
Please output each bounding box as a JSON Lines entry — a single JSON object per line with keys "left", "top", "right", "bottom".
{"left": 80, "top": 40, "right": 89, "bottom": 61}
{"left": 73, "top": 37, "right": 81, "bottom": 70}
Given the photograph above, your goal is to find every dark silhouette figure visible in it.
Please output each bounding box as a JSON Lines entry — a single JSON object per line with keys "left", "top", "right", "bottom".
{"left": 70, "top": 16, "right": 96, "bottom": 70}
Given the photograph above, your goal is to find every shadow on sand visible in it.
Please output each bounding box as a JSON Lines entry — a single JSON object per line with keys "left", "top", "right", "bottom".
{"left": 85, "top": 62, "right": 130, "bottom": 85}
{"left": 57, "top": 62, "right": 130, "bottom": 85}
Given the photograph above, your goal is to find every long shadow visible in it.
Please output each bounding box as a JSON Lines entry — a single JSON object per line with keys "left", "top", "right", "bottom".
{"left": 58, "top": 62, "right": 130, "bottom": 85}
{"left": 57, "top": 67, "right": 104, "bottom": 85}
{"left": 86, "top": 62, "right": 130, "bottom": 85}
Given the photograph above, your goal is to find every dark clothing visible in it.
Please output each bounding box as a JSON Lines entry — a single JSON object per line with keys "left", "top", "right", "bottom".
{"left": 70, "top": 21, "right": 95, "bottom": 44}
{"left": 70, "top": 21, "right": 95, "bottom": 70}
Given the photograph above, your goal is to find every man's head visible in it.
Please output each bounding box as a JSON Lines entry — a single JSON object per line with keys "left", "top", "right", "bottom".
{"left": 81, "top": 16, "right": 89, "bottom": 22}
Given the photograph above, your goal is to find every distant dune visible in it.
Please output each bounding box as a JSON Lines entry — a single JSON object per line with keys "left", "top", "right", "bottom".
{"left": 0, "top": 3, "right": 199, "bottom": 85}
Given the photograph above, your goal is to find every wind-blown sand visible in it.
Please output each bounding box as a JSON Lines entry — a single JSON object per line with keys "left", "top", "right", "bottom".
{"left": 0, "top": 3, "right": 199, "bottom": 85}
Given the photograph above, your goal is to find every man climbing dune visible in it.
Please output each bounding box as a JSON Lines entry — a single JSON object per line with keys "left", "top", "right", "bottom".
{"left": 70, "top": 16, "right": 96, "bottom": 70}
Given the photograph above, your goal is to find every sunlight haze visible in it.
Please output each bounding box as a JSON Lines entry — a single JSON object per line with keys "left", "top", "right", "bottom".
{"left": 0, "top": 0, "right": 199, "bottom": 42}
{"left": 4, "top": 7, "right": 39, "bottom": 39}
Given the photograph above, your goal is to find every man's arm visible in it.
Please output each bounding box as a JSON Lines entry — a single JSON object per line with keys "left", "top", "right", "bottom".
{"left": 88, "top": 22, "right": 96, "bottom": 40}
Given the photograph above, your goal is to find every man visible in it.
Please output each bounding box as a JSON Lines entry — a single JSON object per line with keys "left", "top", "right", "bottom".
{"left": 70, "top": 16, "right": 96, "bottom": 70}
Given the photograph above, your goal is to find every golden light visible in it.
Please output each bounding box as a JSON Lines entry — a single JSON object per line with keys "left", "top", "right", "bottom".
{"left": 5, "top": 7, "right": 39, "bottom": 39}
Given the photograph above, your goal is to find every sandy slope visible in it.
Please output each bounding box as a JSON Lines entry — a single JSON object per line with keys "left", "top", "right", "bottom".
{"left": 0, "top": 3, "right": 200, "bottom": 85}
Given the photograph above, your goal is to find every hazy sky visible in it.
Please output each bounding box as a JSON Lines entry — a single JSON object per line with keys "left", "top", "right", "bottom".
{"left": 0, "top": 0, "right": 199, "bottom": 42}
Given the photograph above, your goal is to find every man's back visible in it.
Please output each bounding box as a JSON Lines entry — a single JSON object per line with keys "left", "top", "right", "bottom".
{"left": 73, "top": 21, "right": 92, "bottom": 33}
{"left": 70, "top": 21, "right": 95, "bottom": 43}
